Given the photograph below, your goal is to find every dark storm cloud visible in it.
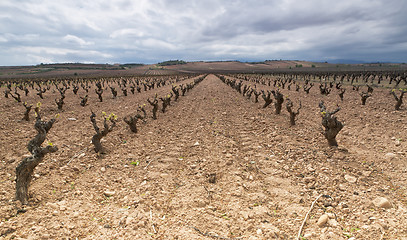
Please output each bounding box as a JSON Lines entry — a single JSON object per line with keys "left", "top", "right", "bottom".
{"left": 0, "top": 0, "right": 406, "bottom": 65}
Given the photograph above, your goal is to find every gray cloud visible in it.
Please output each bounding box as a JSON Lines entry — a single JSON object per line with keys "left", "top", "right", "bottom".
{"left": 0, "top": 0, "right": 406, "bottom": 66}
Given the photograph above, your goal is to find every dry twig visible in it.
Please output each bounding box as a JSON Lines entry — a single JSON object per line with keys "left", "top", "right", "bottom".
{"left": 144, "top": 158, "right": 156, "bottom": 169}
{"left": 297, "top": 194, "right": 323, "bottom": 239}
{"left": 150, "top": 209, "right": 157, "bottom": 234}
{"left": 66, "top": 147, "right": 88, "bottom": 166}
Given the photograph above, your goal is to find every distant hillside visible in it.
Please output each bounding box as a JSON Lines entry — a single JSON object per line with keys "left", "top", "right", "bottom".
{"left": 1, "top": 60, "right": 406, "bottom": 79}
{"left": 157, "top": 60, "right": 187, "bottom": 66}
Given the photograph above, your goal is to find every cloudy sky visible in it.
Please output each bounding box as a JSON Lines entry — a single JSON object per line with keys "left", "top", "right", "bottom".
{"left": 0, "top": 0, "right": 406, "bottom": 66}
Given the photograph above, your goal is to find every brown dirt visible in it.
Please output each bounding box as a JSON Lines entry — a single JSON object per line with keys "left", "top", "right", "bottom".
{"left": 0, "top": 74, "right": 406, "bottom": 239}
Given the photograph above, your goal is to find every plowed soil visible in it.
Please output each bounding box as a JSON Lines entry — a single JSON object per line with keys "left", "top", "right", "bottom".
{"left": 0, "top": 74, "right": 406, "bottom": 239}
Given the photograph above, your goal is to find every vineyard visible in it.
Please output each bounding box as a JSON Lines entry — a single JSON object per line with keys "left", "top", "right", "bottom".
{"left": 0, "top": 70, "right": 407, "bottom": 239}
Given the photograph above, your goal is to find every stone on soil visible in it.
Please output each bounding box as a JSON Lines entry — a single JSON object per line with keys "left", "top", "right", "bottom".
{"left": 344, "top": 174, "right": 357, "bottom": 183}
{"left": 373, "top": 197, "right": 392, "bottom": 209}
{"left": 385, "top": 153, "right": 396, "bottom": 159}
{"left": 317, "top": 214, "right": 329, "bottom": 227}
{"left": 104, "top": 190, "right": 116, "bottom": 197}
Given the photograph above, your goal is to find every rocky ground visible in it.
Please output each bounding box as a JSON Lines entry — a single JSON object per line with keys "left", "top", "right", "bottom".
{"left": 0, "top": 74, "right": 406, "bottom": 239}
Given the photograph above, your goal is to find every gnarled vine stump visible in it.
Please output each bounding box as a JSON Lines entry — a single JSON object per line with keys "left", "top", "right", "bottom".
{"left": 16, "top": 110, "right": 57, "bottom": 204}
{"left": 319, "top": 101, "right": 344, "bottom": 147}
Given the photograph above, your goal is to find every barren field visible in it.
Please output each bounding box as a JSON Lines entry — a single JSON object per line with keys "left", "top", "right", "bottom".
{"left": 0, "top": 73, "right": 407, "bottom": 239}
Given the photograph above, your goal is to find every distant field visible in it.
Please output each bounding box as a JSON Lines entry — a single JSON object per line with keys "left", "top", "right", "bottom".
{"left": 1, "top": 61, "right": 406, "bottom": 79}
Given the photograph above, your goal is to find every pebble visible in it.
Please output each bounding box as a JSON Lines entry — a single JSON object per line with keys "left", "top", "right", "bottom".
{"left": 256, "top": 229, "right": 262, "bottom": 235}
{"left": 67, "top": 118, "right": 77, "bottom": 121}
{"left": 304, "top": 232, "right": 315, "bottom": 238}
{"left": 338, "top": 184, "right": 347, "bottom": 191}
{"left": 317, "top": 214, "right": 329, "bottom": 227}
{"left": 344, "top": 174, "right": 357, "bottom": 183}
{"left": 328, "top": 218, "right": 339, "bottom": 227}
{"left": 47, "top": 202, "right": 58, "bottom": 209}
{"left": 327, "top": 213, "right": 335, "bottom": 219}
{"left": 125, "top": 216, "right": 134, "bottom": 226}
{"left": 385, "top": 153, "right": 396, "bottom": 159}
{"left": 104, "top": 191, "right": 116, "bottom": 197}
{"left": 372, "top": 197, "right": 392, "bottom": 209}
{"left": 101, "top": 167, "right": 106, "bottom": 172}
{"left": 194, "top": 142, "right": 200, "bottom": 146}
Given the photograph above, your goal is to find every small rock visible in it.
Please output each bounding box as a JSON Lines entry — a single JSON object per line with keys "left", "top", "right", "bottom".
{"left": 328, "top": 218, "right": 339, "bottom": 227}
{"left": 34, "top": 174, "right": 40, "bottom": 178}
{"left": 125, "top": 216, "right": 134, "bottom": 226}
{"left": 304, "top": 232, "right": 316, "bottom": 238}
{"left": 327, "top": 213, "right": 335, "bottom": 219}
{"left": 344, "top": 174, "right": 357, "bottom": 183}
{"left": 385, "top": 153, "right": 396, "bottom": 159}
{"left": 160, "top": 173, "right": 169, "bottom": 178}
{"left": 256, "top": 229, "right": 263, "bottom": 235}
{"left": 100, "top": 167, "right": 106, "bottom": 172}
{"left": 225, "top": 153, "right": 233, "bottom": 158}
{"left": 395, "top": 140, "right": 401, "bottom": 146}
{"left": 373, "top": 197, "right": 392, "bottom": 209}
{"left": 194, "top": 142, "right": 200, "bottom": 146}
{"left": 242, "top": 211, "right": 251, "bottom": 220}
{"left": 104, "top": 191, "right": 116, "bottom": 197}
{"left": 317, "top": 214, "right": 329, "bottom": 227}
{"left": 338, "top": 184, "right": 346, "bottom": 191}
{"left": 47, "top": 202, "right": 58, "bottom": 209}
{"left": 68, "top": 118, "right": 77, "bottom": 121}
{"left": 195, "top": 199, "right": 207, "bottom": 208}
